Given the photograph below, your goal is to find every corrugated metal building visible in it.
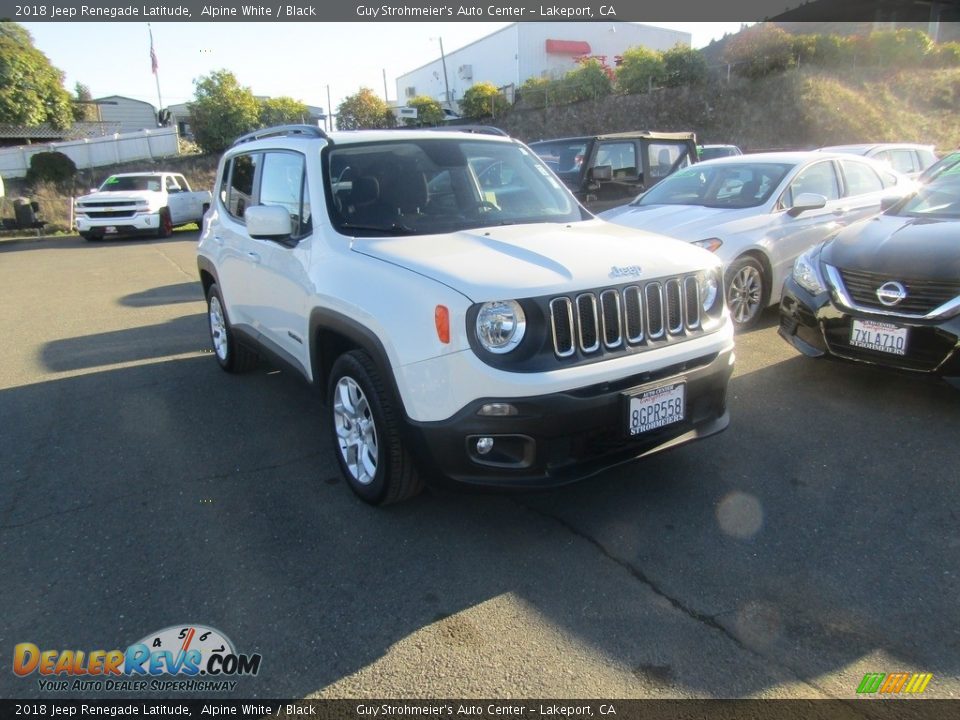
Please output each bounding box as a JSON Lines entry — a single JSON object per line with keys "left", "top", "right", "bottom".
{"left": 93, "top": 96, "right": 159, "bottom": 133}
{"left": 395, "top": 22, "right": 691, "bottom": 109}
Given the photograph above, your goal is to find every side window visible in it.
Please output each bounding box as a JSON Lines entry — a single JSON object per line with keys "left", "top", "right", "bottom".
{"left": 786, "top": 161, "right": 840, "bottom": 205}
{"left": 595, "top": 142, "right": 637, "bottom": 179}
{"left": 260, "top": 151, "right": 312, "bottom": 239}
{"left": 840, "top": 160, "right": 883, "bottom": 196}
{"left": 173, "top": 174, "right": 190, "bottom": 191}
{"left": 225, "top": 153, "right": 258, "bottom": 220}
{"left": 647, "top": 143, "right": 686, "bottom": 180}
{"left": 165, "top": 176, "right": 181, "bottom": 192}
{"left": 886, "top": 149, "right": 918, "bottom": 175}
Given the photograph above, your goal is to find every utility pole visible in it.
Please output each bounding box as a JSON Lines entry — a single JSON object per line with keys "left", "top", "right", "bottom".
{"left": 438, "top": 37, "right": 451, "bottom": 108}
{"left": 326, "top": 85, "right": 333, "bottom": 132}
{"left": 383, "top": 69, "right": 389, "bottom": 103}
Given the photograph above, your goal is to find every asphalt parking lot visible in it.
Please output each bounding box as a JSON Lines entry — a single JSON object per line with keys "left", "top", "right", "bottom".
{"left": 1, "top": 231, "right": 958, "bottom": 700}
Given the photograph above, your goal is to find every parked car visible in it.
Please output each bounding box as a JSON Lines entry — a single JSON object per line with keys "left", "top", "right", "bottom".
{"left": 780, "top": 172, "right": 960, "bottom": 385}
{"left": 197, "top": 125, "right": 735, "bottom": 505}
{"left": 918, "top": 150, "right": 960, "bottom": 184}
{"left": 818, "top": 143, "right": 938, "bottom": 179}
{"left": 699, "top": 144, "right": 742, "bottom": 161}
{"left": 75, "top": 172, "right": 211, "bottom": 240}
{"left": 598, "top": 152, "right": 913, "bottom": 330}
{"left": 528, "top": 131, "right": 698, "bottom": 212}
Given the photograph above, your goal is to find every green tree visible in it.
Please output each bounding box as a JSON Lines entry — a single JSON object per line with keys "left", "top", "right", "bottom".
{"left": 404, "top": 95, "right": 444, "bottom": 126}
{"left": 461, "top": 81, "right": 509, "bottom": 119}
{"left": 189, "top": 70, "right": 260, "bottom": 153}
{"left": 0, "top": 22, "right": 73, "bottom": 129}
{"left": 661, "top": 45, "right": 709, "bottom": 87}
{"left": 71, "top": 82, "right": 98, "bottom": 122}
{"left": 258, "top": 96, "right": 310, "bottom": 127}
{"left": 616, "top": 47, "right": 667, "bottom": 94}
{"left": 723, "top": 23, "right": 795, "bottom": 79}
{"left": 336, "top": 88, "right": 392, "bottom": 130}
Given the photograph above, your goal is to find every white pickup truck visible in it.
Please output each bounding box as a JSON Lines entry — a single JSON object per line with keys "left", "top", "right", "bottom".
{"left": 75, "top": 172, "right": 211, "bottom": 240}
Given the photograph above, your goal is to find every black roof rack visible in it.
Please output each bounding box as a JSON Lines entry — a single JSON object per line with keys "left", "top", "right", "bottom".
{"left": 232, "top": 124, "right": 330, "bottom": 146}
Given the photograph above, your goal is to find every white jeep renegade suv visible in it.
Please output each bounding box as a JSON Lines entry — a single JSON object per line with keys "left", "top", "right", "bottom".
{"left": 197, "top": 125, "right": 735, "bottom": 505}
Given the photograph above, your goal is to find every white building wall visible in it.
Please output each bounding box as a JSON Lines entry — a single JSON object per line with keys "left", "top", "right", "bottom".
{"left": 518, "top": 23, "right": 690, "bottom": 80}
{"left": 397, "top": 25, "right": 520, "bottom": 107}
{"left": 395, "top": 22, "right": 691, "bottom": 109}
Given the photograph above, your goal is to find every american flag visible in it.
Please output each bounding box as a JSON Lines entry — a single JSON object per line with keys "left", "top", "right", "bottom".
{"left": 149, "top": 27, "right": 158, "bottom": 74}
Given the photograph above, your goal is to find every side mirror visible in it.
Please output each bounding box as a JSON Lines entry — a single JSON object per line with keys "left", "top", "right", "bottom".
{"left": 245, "top": 205, "right": 292, "bottom": 239}
{"left": 788, "top": 192, "right": 827, "bottom": 216}
{"left": 591, "top": 164, "right": 613, "bottom": 182}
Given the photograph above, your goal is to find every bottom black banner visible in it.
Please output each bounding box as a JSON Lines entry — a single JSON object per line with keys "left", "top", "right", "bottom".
{"left": 2, "top": 699, "right": 959, "bottom": 720}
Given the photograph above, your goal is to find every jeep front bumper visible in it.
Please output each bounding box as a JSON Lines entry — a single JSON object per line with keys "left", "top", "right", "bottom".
{"left": 405, "top": 346, "right": 733, "bottom": 488}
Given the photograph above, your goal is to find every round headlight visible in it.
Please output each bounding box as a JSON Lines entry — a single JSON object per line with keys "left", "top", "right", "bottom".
{"left": 476, "top": 300, "right": 526, "bottom": 354}
{"left": 700, "top": 271, "right": 719, "bottom": 311}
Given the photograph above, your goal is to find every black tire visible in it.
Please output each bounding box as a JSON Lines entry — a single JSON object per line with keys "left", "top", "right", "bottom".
{"left": 328, "top": 350, "right": 423, "bottom": 506}
{"left": 205, "top": 283, "right": 257, "bottom": 373}
{"left": 725, "top": 256, "right": 767, "bottom": 331}
{"left": 156, "top": 207, "right": 173, "bottom": 238}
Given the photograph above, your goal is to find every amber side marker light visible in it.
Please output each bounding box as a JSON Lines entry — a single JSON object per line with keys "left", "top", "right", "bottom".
{"left": 435, "top": 305, "right": 450, "bottom": 344}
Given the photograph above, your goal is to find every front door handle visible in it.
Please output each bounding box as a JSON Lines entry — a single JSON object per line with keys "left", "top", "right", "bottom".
{"left": 246, "top": 252, "right": 261, "bottom": 264}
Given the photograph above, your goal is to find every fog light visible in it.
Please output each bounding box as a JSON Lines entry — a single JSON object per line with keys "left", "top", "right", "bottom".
{"left": 478, "top": 403, "right": 518, "bottom": 417}
{"left": 476, "top": 437, "right": 494, "bottom": 455}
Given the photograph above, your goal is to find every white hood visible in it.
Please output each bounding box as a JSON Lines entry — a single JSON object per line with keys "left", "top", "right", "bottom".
{"left": 599, "top": 203, "right": 772, "bottom": 242}
{"left": 351, "top": 219, "right": 719, "bottom": 302}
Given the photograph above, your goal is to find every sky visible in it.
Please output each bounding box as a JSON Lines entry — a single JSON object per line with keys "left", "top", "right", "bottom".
{"left": 22, "top": 22, "right": 747, "bottom": 116}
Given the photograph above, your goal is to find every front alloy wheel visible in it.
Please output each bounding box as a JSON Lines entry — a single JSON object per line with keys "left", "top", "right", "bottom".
{"left": 333, "top": 376, "right": 379, "bottom": 486}
{"left": 327, "top": 350, "right": 423, "bottom": 505}
{"left": 726, "top": 257, "right": 766, "bottom": 330}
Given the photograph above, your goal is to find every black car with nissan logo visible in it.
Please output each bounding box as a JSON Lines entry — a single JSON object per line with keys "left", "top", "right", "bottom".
{"left": 779, "top": 171, "right": 960, "bottom": 386}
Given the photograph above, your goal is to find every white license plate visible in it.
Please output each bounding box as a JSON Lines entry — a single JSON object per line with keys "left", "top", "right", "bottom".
{"left": 627, "top": 383, "right": 685, "bottom": 436}
{"left": 104, "top": 226, "right": 117, "bottom": 234}
{"left": 850, "top": 319, "right": 908, "bottom": 356}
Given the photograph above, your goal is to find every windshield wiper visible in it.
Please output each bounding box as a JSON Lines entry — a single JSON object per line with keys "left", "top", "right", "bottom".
{"left": 339, "top": 222, "right": 418, "bottom": 236}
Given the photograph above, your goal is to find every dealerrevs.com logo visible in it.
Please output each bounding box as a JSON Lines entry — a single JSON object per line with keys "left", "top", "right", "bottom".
{"left": 13, "top": 624, "right": 262, "bottom": 693}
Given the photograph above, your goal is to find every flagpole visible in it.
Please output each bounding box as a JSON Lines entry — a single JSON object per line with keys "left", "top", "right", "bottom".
{"left": 149, "top": 23, "right": 164, "bottom": 121}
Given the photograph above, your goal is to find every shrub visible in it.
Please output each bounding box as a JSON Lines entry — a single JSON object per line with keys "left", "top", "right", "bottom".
{"left": 662, "top": 45, "right": 708, "bottom": 87}
{"left": 517, "top": 76, "right": 553, "bottom": 108}
{"left": 25, "top": 151, "right": 76, "bottom": 187}
{"left": 723, "top": 23, "right": 795, "bottom": 79}
{"left": 863, "top": 29, "right": 932, "bottom": 68}
{"left": 616, "top": 46, "right": 666, "bottom": 94}
{"left": 926, "top": 42, "right": 960, "bottom": 68}
{"left": 461, "top": 81, "right": 510, "bottom": 119}
{"left": 563, "top": 58, "right": 613, "bottom": 102}
{"left": 403, "top": 95, "right": 444, "bottom": 126}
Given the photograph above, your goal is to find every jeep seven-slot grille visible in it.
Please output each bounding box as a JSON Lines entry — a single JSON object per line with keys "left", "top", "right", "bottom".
{"left": 549, "top": 276, "right": 703, "bottom": 358}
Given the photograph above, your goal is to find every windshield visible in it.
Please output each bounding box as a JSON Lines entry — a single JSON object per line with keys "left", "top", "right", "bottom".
{"left": 634, "top": 162, "right": 793, "bottom": 209}
{"left": 326, "top": 138, "right": 584, "bottom": 236}
{"left": 895, "top": 174, "right": 960, "bottom": 219}
{"left": 100, "top": 175, "right": 163, "bottom": 192}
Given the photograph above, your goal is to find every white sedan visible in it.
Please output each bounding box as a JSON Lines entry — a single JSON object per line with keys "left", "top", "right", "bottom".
{"left": 599, "top": 151, "right": 914, "bottom": 329}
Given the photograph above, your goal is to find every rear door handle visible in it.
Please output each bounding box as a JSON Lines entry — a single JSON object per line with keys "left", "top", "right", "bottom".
{"left": 246, "top": 252, "right": 261, "bottom": 264}
{"left": 213, "top": 235, "right": 224, "bottom": 245}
